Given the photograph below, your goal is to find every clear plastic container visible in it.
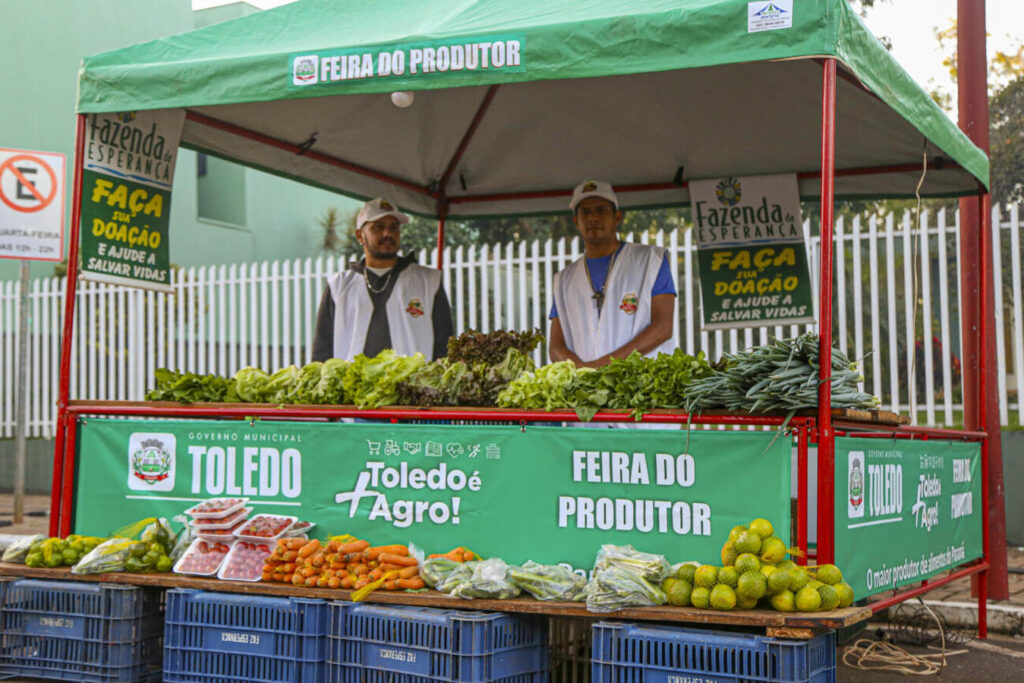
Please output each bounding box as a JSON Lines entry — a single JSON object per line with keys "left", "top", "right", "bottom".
{"left": 281, "top": 521, "right": 315, "bottom": 538}
{"left": 185, "top": 498, "right": 248, "bottom": 519}
{"left": 233, "top": 514, "right": 297, "bottom": 542}
{"left": 190, "top": 507, "right": 251, "bottom": 530}
{"left": 173, "top": 538, "right": 233, "bottom": 576}
{"left": 195, "top": 519, "right": 248, "bottom": 540}
{"left": 218, "top": 540, "right": 274, "bottom": 582}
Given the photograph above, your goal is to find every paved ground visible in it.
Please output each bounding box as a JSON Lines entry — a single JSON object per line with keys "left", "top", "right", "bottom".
{"left": 0, "top": 494, "right": 50, "bottom": 536}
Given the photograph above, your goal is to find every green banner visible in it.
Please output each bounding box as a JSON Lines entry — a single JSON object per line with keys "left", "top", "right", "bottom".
{"left": 79, "top": 110, "right": 183, "bottom": 292}
{"left": 833, "top": 437, "right": 983, "bottom": 599}
{"left": 74, "top": 419, "right": 791, "bottom": 569}
{"left": 691, "top": 174, "right": 815, "bottom": 330}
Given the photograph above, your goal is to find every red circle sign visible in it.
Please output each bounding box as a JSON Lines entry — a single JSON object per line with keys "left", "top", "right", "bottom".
{"left": 0, "top": 154, "right": 58, "bottom": 213}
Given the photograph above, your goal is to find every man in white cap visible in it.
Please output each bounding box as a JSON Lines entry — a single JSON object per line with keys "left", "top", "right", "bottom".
{"left": 549, "top": 180, "right": 676, "bottom": 367}
{"left": 312, "top": 197, "right": 454, "bottom": 362}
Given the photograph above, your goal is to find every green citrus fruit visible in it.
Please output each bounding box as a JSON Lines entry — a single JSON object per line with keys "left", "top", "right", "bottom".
{"left": 777, "top": 560, "right": 797, "bottom": 571}
{"left": 770, "top": 590, "right": 796, "bottom": 612}
{"left": 728, "top": 525, "right": 748, "bottom": 543}
{"left": 694, "top": 565, "right": 719, "bottom": 588}
{"left": 737, "top": 570, "right": 767, "bottom": 601}
{"left": 836, "top": 582, "right": 855, "bottom": 608}
{"left": 676, "top": 564, "right": 697, "bottom": 583}
{"left": 734, "top": 530, "right": 762, "bottom": 555}
{"left": 736, "top": 597, "right": 759, "bottom": 610}
{"left": 666, "top": 580, "right": 693, "bottom": 607}
{"left": 710, "top": 584, "right": 737, "bottom": 610}
{"left": 718, "top": 566, "right": 739, "bottom": 588}
{"left": 759, "top": 537, "right": 787, "bottom": 564}
{"left": 721, "top": 541, "right": 738, "bottom": 567}
{"left": 817, "top": 584, "right": 840, "bottom": 611}
{"left": 815, "top": 564, "right": 843, "bottom": 585}
{"left": 662, "top": 577, "right": 678, "bottom": 593}
{"left": 748, "top": 518, "right": 774, "bottom": 539}
{"left": 795, "top": 586, "right": 822, "bottom": 612}
{"left": 735, "top": 553, "right": 761, "bottom": 575}
{"left": 766, "top": 567, "right": 792, "bottom": 595}
{"left": 788, "top": 567, "right": 809, "bottom": 592}
{"left": 690, "top": 586, "right": 711, "bottom": 609}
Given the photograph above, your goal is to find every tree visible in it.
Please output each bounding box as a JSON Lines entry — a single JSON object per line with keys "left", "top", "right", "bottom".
{"left": 989, "top": 77, "right": 1024, "bottom": 207}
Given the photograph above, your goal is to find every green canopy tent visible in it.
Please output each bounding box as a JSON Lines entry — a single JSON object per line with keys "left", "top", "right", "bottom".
{"left": 55, "top": 0, "right": 995, "bottom": 626}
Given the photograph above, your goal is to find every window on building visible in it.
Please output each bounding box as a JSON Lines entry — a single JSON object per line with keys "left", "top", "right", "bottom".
{"left": 197, "top": 153, "right": 247, "bottom": 227}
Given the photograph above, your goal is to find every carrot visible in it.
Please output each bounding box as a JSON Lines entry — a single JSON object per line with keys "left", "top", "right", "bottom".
{"left": 286, "top": 537, "right": 306, "bottom": 551}
{"left": 300, "top": 567, "right": 316, "bottom": 578}
{"left": 317, "top": 576, "right": 329, "bottom": 588}
{"left": 311, "top": 554, "right": 325, "bottom": 568}
{"left": 397, "top": 566, "right": 420, "bottom": 579}
{"left": 337, "top": 539, "right": 369, "bottom": 554}
{"left": 261, "top": 571, "right": 273, "bottom": 582}
{"left": 395, "top": 578, "right": 425, "bottom": 590}
{"left": 378, "top": 553, "right": 417, "bottom": 566}
{"left": 354, "top": 578, "right": 369, "bottom": 589}
{"left": 341, "top": 576, "right": 355, "bottom": 589}
{"left": 329, "top": 562, "right": 347, "bottom": 571}
{"left": 282, "top": 550, "right": 298, "bottom": 563}
{"left": 350, "top": 563, "right": 369, "bottom": 576}
{"left": 291, "top": 572, "right": 305, "bottom": 586}
{"left": 283, "top": 562, "right": 296, "bottom": 574}
{"left": 462, "top": 550, "right": 477, "bottom": 562}
{"left": 305, "top": 576, "right": 319, "bottom": 587}
{"left": 378, "top": 563, "right": 405, "bottom": 572}
{"left": 343, "top": 551, "right": 367, "bottom": 564}
{"left": 366, "top": 545, "right": 407, "bottom": 560}
{"left": 337, "top": 569, "right": 349, "bottom": 579}
{"left": 369, "top": 568, "right": 383, "bottom": 581}
{"left": 283, "top": 573, "right": 294, "bottom": 584}
{"left": 328, "top": 576, "right": 342, "bottom": 589}
{"left": 382, "top": 580, "right": 399, "bottom": 590}
{"left": 298, "top": 539, "right": 321, "bottom": 558}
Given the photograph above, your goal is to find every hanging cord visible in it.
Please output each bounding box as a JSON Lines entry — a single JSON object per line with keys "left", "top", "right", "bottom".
{"left": 907, "top": 142, "right": 928, "bottom": 419}
{"left": 842, "top": 598, "right": 969, "bottom": 675}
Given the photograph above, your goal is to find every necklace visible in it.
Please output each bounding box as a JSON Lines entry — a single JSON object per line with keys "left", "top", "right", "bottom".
{"left": 363, "top": 266, "right": 394, "bottom": 294}
{"left": 583, "top": 242, "right": 620, "bottom": 312}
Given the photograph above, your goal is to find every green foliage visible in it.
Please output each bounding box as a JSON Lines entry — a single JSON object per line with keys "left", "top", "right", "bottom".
{"left": 991, "top": 76, "right": 1024, "bottom": 207}
{"left": 447, "top": 328, "right": 543, "bottom": 365}
{"left": 343, "top": 349, "right": 427, "bottom": 408}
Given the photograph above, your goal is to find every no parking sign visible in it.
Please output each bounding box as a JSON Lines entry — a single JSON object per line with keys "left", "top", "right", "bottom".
{"left": 0, "top": 148, "right": 66, "bottom": 261}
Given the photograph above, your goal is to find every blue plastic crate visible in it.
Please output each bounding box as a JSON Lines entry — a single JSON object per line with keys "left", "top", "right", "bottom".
{"left": 592, "top": 622, "right": 836, "bottom": 683}
{"left": 162, "top": 588, "right": 328, "bottom": 683}
{"left": 0, "top": 578, "right": 164, "bottom": 682}
{"left": 328, "top": 602, "right": 548, "bottom": 683}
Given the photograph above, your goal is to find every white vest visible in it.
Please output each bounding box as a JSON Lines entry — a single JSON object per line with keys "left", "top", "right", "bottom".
{"left": 326, "top": 264, "right": 441, "bottom": 361}
{"left": 553, "top": 243, "right": 677, "bottom": 362}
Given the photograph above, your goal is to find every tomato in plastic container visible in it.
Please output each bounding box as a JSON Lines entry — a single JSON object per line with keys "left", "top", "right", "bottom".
{"left": 195, "top": 519, "right": 248, "bottom": 540}
{"left": 185, "top": 498, "right": 248, "bottom": 519}
{"left": 218, "top": 541, "right": 274, "bottom": 582}
{"left": 233, "top": 514, "right": 297, "bottom": 541}
{"left": 191, "top": 507, "right": 251, "bottom": 528}
{"left": 281, "top": 520, "right": 315, "bottom": 538}
{"left": 173, "top": 538, "right": 233, "bottom": 576}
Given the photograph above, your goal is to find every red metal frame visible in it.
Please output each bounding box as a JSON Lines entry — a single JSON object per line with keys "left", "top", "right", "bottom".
{"left": 51, "top": 52, "right": 995, "bottom": 637}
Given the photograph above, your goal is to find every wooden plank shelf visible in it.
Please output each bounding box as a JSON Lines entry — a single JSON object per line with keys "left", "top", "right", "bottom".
{"left": 0, "top": 563, "right": 870, "bottom": 635}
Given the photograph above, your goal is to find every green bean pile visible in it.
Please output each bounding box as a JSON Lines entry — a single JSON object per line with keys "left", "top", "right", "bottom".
{"left": 684, "top": 333, "right": 878, "bottom": 414}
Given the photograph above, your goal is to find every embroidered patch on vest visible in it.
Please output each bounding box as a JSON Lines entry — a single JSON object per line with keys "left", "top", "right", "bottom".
{"left": 619, "top": 293, "right": 638, "bottom": 314}
{"left": 406, "top": 298, "right": 424, "bottom": 317}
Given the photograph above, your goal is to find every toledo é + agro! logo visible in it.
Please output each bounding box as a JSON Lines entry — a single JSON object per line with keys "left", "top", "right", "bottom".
{"left": 715, "top": 177, "right": 742, "bottom": 206}
{"left": 379, "top": 199, "right": 395, "bottom": 211}
{"left": 619, "top": 293, "right": 638, "bottom": 314}
{"left": 115, "top": 112, "right": 137, "bottom": 124}
{"left": 582, "top": 181, "right": 598, "bottom": 193}
{"left": 127, "top": 433, "right": 176, "bottom": 492}
{"left": 292, "top": 55, "right": 319, "bottom": 85}
{"left": 847, "top": 450, "right": 865, "bottom": 519}
{"left": 406, "top": 297, "right": 424, "bottom": 318}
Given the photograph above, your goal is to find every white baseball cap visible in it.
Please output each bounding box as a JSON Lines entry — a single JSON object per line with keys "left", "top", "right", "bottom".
{"left": 570, "top": 179, "right": 619, "bottom": 211}
{"left": 357, "top": 197, "right": 411, "bottom": 230}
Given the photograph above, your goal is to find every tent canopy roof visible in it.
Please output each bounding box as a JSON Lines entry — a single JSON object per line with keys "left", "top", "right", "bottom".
{"left": 77, "top": 0, "right": 988, "bottom": 218}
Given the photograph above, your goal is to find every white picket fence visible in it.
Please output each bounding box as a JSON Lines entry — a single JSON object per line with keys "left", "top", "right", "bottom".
{"left": 1, "top": 205, "right": 1022, "bottom": 438}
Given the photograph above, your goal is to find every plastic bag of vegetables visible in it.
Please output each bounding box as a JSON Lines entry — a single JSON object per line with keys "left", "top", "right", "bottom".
{"left": 168, "top": 515, "right": 194, "bottom": 562}
{"left": 449, "top": 558, "right": 521, "bottom": 600}
{"left": 593, "top": 544, "right": 669, "bottom": 584}
{"left": 584, "top": 565, "right": 667, "bottom": 613}
{"left": 508, "top": 561, "right": 587, "bottom": 601}
{"left": 1, "top": 534, "right": 45, "bottom": 564}
{"left": 71, "top": 537, "right": 135, "bottom": 575}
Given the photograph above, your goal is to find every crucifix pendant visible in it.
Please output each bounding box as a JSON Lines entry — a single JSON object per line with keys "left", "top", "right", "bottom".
{"left": 593, "top": 291, "right": 605, "bottom": 311}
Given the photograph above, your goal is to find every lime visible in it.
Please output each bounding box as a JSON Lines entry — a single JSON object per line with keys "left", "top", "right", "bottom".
{"left": 721, "top": 541, "right": 738, "bottom": 567}
{"left": 836, "top": 582, "right": 855, "bottom": 608}
{"left": 666, "top": 579, "right": 693, "bottom": 606}
{"left": 676, "top": 564, "right": 697, "bottom": 583}
{"left": 734, "top": 531, "right": 762, "bottom": 555}
{"left": 690, "top": 586, "right": 711, "bottom": 609}
{"left": 156, "top": 556, "right": 174, "bottom": 573}
{"left": 735, "top": 553, "right": 761, "bottom": 575}
{"left": 807, "top": 579, "right": 824, "bottom": 590}
{"left": 718, "top": 566, "right": 739, "bottom": 588}
{"left": 777, "top": 560, "right": 797, "bottom": 571}
{"left": 815, "top": 564, "right": 843, "bottom": 585}
{"left": 769, "top": 590, "right": 796, "bottom": 612}
{"left": 737, "top": 570, "right": 767, "bottom": 601}
{"left": 736, "top": 597, "right": 759, "bottom": 610}
{"left": 710, "top": 584, "right": 737, "bottom": 611}
{"left": 788, "top": 568, "right": 809, "bottom": 592}
{"left": 795, "top": 586, "right": 822, "bottom": 612}
{"left": 662, "top": 577, "right": 678, "bottom": 593}
{"left": 727, "top": 525, "right": 748, "bottom": 543}
{"left": 759, "top": 537, "right": 787, "bottom": 564}
{"left": 694, "top": 565, "right": 718, "bottom": 589}
{"left": 748, "top": 518, "right": 774, "bottom": 539}
{"left": 817, "top": 584, "right": 840, "bottom": 611}
{"left": 766, "top": 567, "right": 791, "bottom": 595}
{"left": 130, "top": 543, "right": 146, "bottom": 559}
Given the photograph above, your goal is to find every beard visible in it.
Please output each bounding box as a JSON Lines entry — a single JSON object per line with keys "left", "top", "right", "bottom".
{"left": 367, "top": 240, "right": 399, "bottom": 260}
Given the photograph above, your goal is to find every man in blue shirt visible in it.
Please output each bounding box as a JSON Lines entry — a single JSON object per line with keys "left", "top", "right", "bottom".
{"left": 549, "top": 179, "right": 677, "bottom": 367}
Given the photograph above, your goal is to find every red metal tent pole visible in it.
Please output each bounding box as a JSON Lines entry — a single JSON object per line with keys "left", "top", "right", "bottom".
{"left": 436, "top": 198, "right": 448, "bottom": 269}
{"left": 816, "top": 59, "right": 837, "bottom": 565}
{"left": 958, "top": 0, "right": 1008, "bottom": 603}
{"left": 49, "top": 113, "right": 86, "bottom": 536}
